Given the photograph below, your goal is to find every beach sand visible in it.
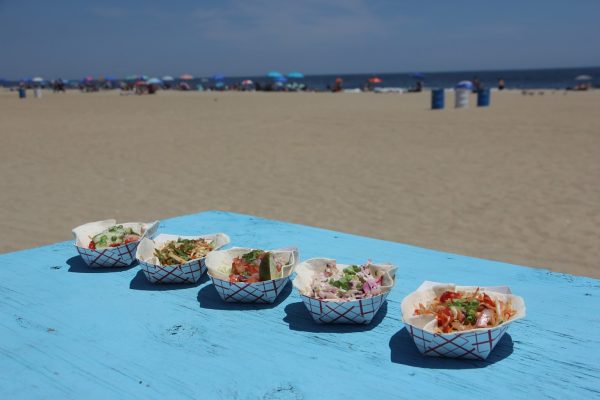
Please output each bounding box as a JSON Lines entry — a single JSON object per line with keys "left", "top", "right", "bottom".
{"left": 1, "top": 89, "right": 599, "bottom": 277}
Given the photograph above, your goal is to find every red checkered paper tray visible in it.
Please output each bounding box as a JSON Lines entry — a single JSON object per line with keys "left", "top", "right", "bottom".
{"left": 73, "top": 219, "right": 159, "bottom": 268}
{"left": 292, "top": 258, "right": 397, "bottom": 324}
{"left": 401, "top": 281, "right": 526, "bottom": 360}
{"left": 205, "top": 247, "right": 298, "bottom": 303}
{"left": 136, "top": 233, "right": 230, "bottom": 284}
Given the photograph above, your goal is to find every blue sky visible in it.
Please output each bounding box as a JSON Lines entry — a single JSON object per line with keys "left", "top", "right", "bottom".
{"left": 1, "top": 0, "right": 599, "bottom": 79}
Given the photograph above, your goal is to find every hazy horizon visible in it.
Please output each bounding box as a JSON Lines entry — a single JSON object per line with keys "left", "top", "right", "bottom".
{"left": 1, "top": 0, "right": 600, "bottom": 79}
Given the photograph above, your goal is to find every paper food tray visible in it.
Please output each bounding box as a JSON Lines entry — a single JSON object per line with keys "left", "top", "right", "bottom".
{"left": 73, "top": 219, "right": 159, "bottom": 268}
{"left": 292, "top": 258, "right": 397, "bottom": 324}
{"left": 400, "top": 281, "right": 526, "bottom": 360}
{"left": 136, "top": 233, "right": 230, "bottom": 284}
{"left": 205, "top": 247, "right": 298, "bottom": 303}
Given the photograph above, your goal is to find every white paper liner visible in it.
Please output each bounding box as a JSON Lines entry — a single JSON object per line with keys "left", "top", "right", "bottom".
{"left": 135, "top": 233, "right": 230, "bottom": 284}
{"left": 292, "top": 258, "right": 397, "bottom": 324}
{"left": 72, "top": 219, "right": 159, "bottom": 268}
{"left": 400, "top": 281, "right": 526, "bottom": 359}
{"left": 205, "top": 247, "right": 298, "bottom": 303}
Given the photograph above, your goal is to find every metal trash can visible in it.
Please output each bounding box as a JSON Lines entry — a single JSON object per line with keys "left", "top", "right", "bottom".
{"left": 431, "top": 89, "right": 444, "bottom": 110}
{"left": 18, "top": 88, "right": 26, "bottom": 99}
{"left": 455, "top": 89, "right": 469, "bottom": 108}
{"left": 477, "top": 89, "right": 491, "bottom": 107}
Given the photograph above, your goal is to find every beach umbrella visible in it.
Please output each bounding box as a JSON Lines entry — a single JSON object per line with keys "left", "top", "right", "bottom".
{"left": 135, "top": 80, "right": 148, "bottom": 86}
{"left": 287, "top": 72, "right": 304, "bottom": 79}
{"left": 84, "top": 76, "right": 94, "bottom": 82}
{"left": 32, "top": 77, "right": 44, "bottom": 83}
{"left": 368, "top": 76, "right": 383, "bottom": 84}
{"left": 241, "top": 79, "right": 253, "bottom": 85}
{"left": 212, "top": 73, "right": 225, "bottom": 81}
{"left": 104, "top": 76, "right": 116, "bottom": 81}
{"left": 267, "top": 71, "right": 283, "bottom": 78}
{"left": 147, "top": 78, "right": 162, "bottom": 84}
{"left": 162, "top": 75, "right": 174, "bottom": 82}
{"left": 575, "top": 75, "right": 592, "bottom": 81}
{"left": 275, "top": 76, "right": 287, "bottom": 83}
{"left": 180, "top": 74, "right": 193, "bottom": 80}
{"left": 125, "top": 74, "right": 138, "bottom": 81}
{"left": 455, "top": 80, "right": 474, "bottom": 90}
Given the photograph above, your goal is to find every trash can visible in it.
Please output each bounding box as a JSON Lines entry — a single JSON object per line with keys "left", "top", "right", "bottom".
{"left": 477, "top": 89, "right": 490, "bottom": 107}
{"left": 455, "top": 89, "right": 469, "bottom": 108}
{"left": 431, "top": 89, "right": 444, "bottom": 110}
{"left": 18, "top": 88, "right": 26, "bottom": 99}
{"left": 34, "top": 87, "right": 42, "bottom": 98}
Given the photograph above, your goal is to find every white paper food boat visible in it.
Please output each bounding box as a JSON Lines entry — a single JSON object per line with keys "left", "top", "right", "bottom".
{"left": 401, "top": 281, "right": 526, "bottom": 360}
{"left": 205, "top": 247, "right": 298, "bottom": 303}
{"left": 135, "top": 233, "right": 230, "bottom": 284}
{"left": 73, "top": 219, "right": 159, "bottom": 268}
{"left": 293, "top": 258, "right": 397, "bottom": 324}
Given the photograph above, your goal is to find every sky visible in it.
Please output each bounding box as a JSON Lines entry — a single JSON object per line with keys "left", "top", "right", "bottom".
{"left": 1, "top": 0, "right": 600, "bottom": 79}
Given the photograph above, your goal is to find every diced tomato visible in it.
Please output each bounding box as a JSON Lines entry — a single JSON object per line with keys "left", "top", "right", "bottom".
{"left": 436, "top": 307, "right": 453, "bottom": 332}
{"left": 109, "top": 243, "right": 121, "bottom": 247}
{"left": 439, "top": 291, "right": 461, "bottom": 303}
{"left": 483, "top": 293, "right": 496, "bottom": 307}
{"left": 88, "top": 241, "right": 96, "bottom": 250}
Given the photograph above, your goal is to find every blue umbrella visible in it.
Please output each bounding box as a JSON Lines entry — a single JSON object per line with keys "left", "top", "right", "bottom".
{"left": 212, "top": 73, "right": 225, "bottom": 81}
{"left": 455, "top": 80, "right": 474, "bottom": 90}
{"left": 162, "top": 76, "right": 174, "bottom": 82}
{"left": 275, "top": 76, "right": 287, "bottom": 83}
{"left": 147, "top": 78, "right": 162, "bottom": 84}
{"left": 267, "top": 71, "right": 283, "bottom": 78}
{"left": 287, "top": 72, "right": 304, "bottom": 79}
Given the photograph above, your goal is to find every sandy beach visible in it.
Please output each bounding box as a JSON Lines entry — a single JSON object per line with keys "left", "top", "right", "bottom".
{"left": 1, "top": 89, "right": 598, "bottom": 277}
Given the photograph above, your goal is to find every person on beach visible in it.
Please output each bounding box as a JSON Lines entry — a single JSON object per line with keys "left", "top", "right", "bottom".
{"left": 332, "top": 77, "right": 343, "bottom": 92}
{"left": 472, "top": 76, "right": 482, "bottom": 92}
{"left": 498, "top": 78, "right": 505, "bottom": 90}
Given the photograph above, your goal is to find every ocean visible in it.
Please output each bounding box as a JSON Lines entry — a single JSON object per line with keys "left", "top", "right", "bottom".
{"left": 215, "top": 66, "right": 600, "bottom": 91}
{"left": 3, "top": 66, "right": 598, "bottom": 91}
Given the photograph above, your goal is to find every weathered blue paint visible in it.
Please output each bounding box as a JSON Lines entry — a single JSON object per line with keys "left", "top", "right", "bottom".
{"left": 0, "top": 210, "right": 599, "bottom": 399}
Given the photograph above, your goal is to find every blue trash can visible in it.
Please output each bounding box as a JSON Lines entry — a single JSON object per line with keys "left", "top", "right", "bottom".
{"left": 18, "top": 87, "right": 26, "bottom": 99}
{"left": 477, "top": 89, "right": 490, "bottom": 107}
{"left": 431, "top": 89, "right": 444, "bottom": 110}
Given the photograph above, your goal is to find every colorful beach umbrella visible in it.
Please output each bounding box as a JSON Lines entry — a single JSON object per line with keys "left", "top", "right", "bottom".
{"left": 455, "top": 80, "right": 474, "bottom": 90}
{"left": 179, "top": 74, "right": 194, "bottom": 80}
{"left": 162, "top": 76, "right": 174, "bottom": 82}
{"left": 287, "top": 72, "right": 304, "bottom": 79}
{"left": 368, "top": 76, "right": 383, "bottom": 84}
{"left": 241, "top": 80, "right": 253, "bottom": 85}
{"left": 267, "top": 71, "right": 283, "bottom": 78}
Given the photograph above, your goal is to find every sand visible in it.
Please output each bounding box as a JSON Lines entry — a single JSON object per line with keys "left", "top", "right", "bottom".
{"left": 1, "top": 89, "right": 599, "bottom": 278}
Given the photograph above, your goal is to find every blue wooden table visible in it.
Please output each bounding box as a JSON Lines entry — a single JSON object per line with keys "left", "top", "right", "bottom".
{"left": 1, "top": 211, "right": 599, "bottom": 399}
